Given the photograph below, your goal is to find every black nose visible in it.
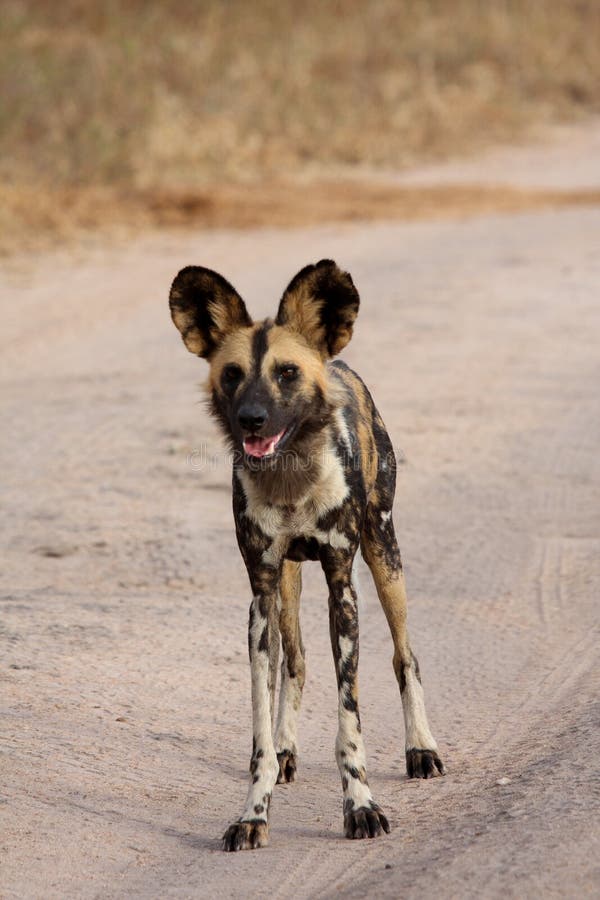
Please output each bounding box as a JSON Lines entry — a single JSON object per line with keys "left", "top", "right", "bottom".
{"left": 238, "top": 403, "right": 267, "bottom": 432}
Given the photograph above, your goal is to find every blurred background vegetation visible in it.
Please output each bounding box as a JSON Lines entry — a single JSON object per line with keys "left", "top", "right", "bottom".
{"left": 1, "top": 0, "right": 600, "bottom": 247}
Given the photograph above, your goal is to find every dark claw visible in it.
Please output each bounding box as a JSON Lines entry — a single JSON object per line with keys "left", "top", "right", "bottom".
{"left": 222, "top": 819, "right": 268, "bottom": 852}
{"left": 406, "top": 748, "right": 446, "bottom": 779}
{"left": 276, "top": 749, "right": 297, "bottom": 784}
{"left": 344, "top": 805, "right": 390, "bottom": 840}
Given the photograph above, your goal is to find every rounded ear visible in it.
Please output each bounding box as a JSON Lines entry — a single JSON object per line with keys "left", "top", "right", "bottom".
{"left": 275, "top": 259, "right": 359, "bottom": 358}
{"left": 169, "top": 266, "right": 252, "bottom": 358}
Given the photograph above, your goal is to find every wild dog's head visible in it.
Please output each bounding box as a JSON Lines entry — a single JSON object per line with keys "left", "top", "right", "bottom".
{"left": 169, "top": 259, "right": 359, "bottom": 467}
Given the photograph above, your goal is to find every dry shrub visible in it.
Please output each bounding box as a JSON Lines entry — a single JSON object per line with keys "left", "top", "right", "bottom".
{"left": 1, "top": 0, "right": 599, "bottom": 248}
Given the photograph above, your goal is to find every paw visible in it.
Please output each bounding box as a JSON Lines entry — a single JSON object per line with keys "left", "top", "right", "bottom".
{"left": 344, "top": 804, "right": 390, "bottom": 840}
{"left": 406, "top": 747, "right": 446, "bottom": 778}
{"left": 222, "top": 819, "right": 268, "bottom": 851}
{"left": 276, "top": 749, "right": 297, "bottom": 784}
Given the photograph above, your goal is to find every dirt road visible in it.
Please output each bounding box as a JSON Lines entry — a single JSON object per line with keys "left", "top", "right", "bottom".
{"left": 2, "top": 137, "right": 600, "bottom": 897}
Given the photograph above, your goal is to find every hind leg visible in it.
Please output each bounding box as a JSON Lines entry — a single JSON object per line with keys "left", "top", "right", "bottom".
{"left": 362, "top": 505, "right": 445, "bottom": 778}
{"left": 274, "top": 560, "right": 305, "bottom": 783}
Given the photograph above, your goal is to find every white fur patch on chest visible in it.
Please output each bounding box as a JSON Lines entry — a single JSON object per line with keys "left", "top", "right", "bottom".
{"left": 237, "top": 439, "right": 350, "bottom": 564}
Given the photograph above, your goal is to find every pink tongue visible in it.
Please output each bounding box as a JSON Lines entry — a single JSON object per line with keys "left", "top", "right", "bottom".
{"left": 243, "top": 429, "right": 285, "bottom": 458}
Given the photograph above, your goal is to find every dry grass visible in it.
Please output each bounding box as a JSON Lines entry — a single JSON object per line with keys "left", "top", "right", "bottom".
{"left": 2, "top": 0, "right": 600, "bottom": 251}
{"left": 3, "top": 180, "right": 600, "bottom": 256}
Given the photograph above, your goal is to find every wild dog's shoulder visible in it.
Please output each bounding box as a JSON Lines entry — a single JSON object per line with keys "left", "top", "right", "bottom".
{"left": 232, "top": 466, "right": 278, "bottom": 566}
{"left": 328, "top": 360, "right": 377, "bottom": 468}
{"left": 328, "top": 360, "right": 376, "bottom": 418}
{"left": 327, "top": 360, "right": 392, "bottom": 496}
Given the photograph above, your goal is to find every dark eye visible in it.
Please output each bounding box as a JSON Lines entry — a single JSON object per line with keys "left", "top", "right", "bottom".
{"left": 222, "top": 364, "right": 243, "bottom": 387}
{"left": 277, "top": 364, "right": 299, "bottom": 384}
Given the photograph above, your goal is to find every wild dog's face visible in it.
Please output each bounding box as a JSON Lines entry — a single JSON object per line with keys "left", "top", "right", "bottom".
{"left": 207, "top": 322, "right": 330, "bottom": 461}
{"left": 169, "top": 260, "right": 359, "bottom": 464}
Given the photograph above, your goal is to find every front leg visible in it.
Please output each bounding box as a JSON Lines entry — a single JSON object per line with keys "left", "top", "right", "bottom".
{"left": 321, "top": 545, "right": 390, "bottom": 840}
{"left": 223, "top": 566, "right": 281, "bottom": 851}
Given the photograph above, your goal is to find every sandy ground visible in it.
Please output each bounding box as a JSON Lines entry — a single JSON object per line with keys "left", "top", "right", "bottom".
{"left": 2, "top": 131, "right": 600, "bottom": 899}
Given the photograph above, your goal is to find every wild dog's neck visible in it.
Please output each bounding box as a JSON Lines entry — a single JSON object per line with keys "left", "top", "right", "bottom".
{"left": 238, "top": 426, "right": 332, "bottom": 507}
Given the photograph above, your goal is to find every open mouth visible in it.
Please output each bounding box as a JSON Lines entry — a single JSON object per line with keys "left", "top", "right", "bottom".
{"left": 243, "top": 427, "right": 288, "bottom": 459}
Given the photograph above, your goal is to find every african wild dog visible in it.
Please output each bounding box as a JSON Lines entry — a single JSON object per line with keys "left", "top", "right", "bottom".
{"left": 169, "top": 259, "right": 445, "bottom": 850}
